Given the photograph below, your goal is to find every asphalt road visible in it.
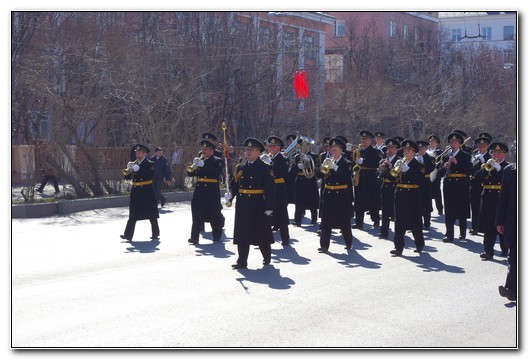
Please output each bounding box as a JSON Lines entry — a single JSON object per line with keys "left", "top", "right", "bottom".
{"left": 11, "top": 201, "right": 517, "bottom": 348}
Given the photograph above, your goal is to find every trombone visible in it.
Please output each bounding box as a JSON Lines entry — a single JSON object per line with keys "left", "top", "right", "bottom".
{"left": 435, "top": 136, "right": 471, "bottom": 166}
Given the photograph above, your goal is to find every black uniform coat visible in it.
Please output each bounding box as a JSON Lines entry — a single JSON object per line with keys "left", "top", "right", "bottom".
{"left": 394, "top": 158, "right": 423, "bottom": 232}
{"left": 470, "top": 151, "right": 492, "bottom": 219}
{"left": 187, "top": 155, "right": 223, "bottom": 222}
{"left": 442, "top": 149, "right": 473, "bottom": 219}
{"left": 476, "top": 160, "right": 509, "bottom": 233}
{"left": 294, "top": 152, "right": 320, "bottom": 210}
{"left": 125, "top": 158, "right": 159, "bottom": 221}
{"left": 495, "top": 163, "right": 517, "bottom": 248}
{"left": 378, "top": 155, "right": 400, "bottom": 219}
{"left": 320, "top": 156, "right": 353, "bottom": 229}
{"left": 419, "top": 152, "right": 436, "bottom": 213}
{"left": 285, "top": 161, "right": 297, "bottom": 204}
{"left": 354, "top": 146, "right": 383, "bottom": 212}
{"left": 271, "top": 152, "right": 290, "bottom": 228}
{"left": 230, "top": 157, "right": 275, "bottom": 246}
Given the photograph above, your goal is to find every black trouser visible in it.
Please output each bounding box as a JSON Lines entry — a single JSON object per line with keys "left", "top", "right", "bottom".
{"left": 423, "top": 212, "right": 431, "bottom": 228}
{"left": 445, "top": 216, "right": 467, "bottom": 240}
{"left": 393, "top": 228, "right": 424, "bottom": 252}
{"left": 380, "top": 215, "right": 391, "bottom": 236}
{"left": 319, "top": 225, "right": 352, "bottom": 250}
{"left": 37, "top": 175, "right": 59, "bottom": 193}
{"left": 355, "top": 208, "right": 380, "bottom": 226}
{"left": 236, "top": 243, "right": 271, "bottom": 267}
{"left": 152, "top": 177, "right": 166, "bottom": 205}
{"left": 506, "top": 241, "right": 517, "bottom": 291}
{"left": 190, "top": 213, "right": 225, "bottom": 241}
{"left": 124, "top": 218, "right": 159, "bottom": 240}
{"left": 294, "top": 208, "right": 318, "bottom": 224}
{"left": 483, "top": 231, "right": 506, "bottom": 256}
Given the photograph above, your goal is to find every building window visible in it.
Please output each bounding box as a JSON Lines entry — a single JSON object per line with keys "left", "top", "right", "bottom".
{"left": 481, "top": 27, "right": 492, "bottom": 40}
{"left": 503, "top": 26, "right": 514, "bottom": 40}
{"left": 335, "top": 20, "right": 345, "bottom": 37}
{"left": 283, "top": 31, "right": 295, "bottom": 54}
{"left": 451, "top": 28, "right": 462, "bottom": 42}
{"left": 390, "top": 21, "right": 396, "bottom": 38}
{"left": 259, "top": 26, "right": 271, "bottom": 47}
{"left": 403, "top": 24, "right": 409, "bottom": 40}
{"left": 304, "top": 34, "right": 317, "bottom": 60}
{"left": 415, "top": 26, "right": 421, "bottom": 41}
{"left": 325, "top": 54, "right": 343, "bottom": 83}
{"left": 503, "top": 49, "right": 515, "bottom": 64}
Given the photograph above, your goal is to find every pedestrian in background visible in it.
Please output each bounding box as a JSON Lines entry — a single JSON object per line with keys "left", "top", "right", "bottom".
{"left": 151, "top": 147, "right": 171, "bottom": 208}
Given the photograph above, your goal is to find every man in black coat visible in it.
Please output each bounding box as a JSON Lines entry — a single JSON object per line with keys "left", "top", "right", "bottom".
{"left": 318, "top": 137, "right": 354, "bottom": 253}
{"left": 121, "top": 144, "right": 160, "bottom": 241}
{"left": 377, "top": 138, "right": 400, "bottom": 239}
{"left": 186, "top": 139, "right": 225, "bottom": 245}
{"left": 228, "top": 138, "right": 275, "bottom": 269}
{"left": 268, "top": 136, "right": 290, "bottom": 246}
{"left": 469, "top": 137, "right": 492, "bottom": 235}
{"left": 390, "top": 140, "right": 425, "bottom": 256}
{"left": 353, "top": 130, "right": 383, "bottom": 229}
{"left": 475, "top": 143, "right": 510, "bottom": 260}
{"left": 416, "top": 140, "right": 436, "bottom": 230}
{"left": 496, "top": 162, "right": 517, "bottom": 301}
{"left": 442, "top": 132, "right": 473, "bottom": 243}
{"left": 151, "top": 147, "right": 172, "bottom": 208}
{"left": 293, "top": 141, "right": 320, "bottom": 226}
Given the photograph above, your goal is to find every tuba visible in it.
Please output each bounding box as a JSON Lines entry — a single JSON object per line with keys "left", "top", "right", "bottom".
{"left": 320, "top": 157, "right": 335, "bottom": 175}
{"left": 283, "top": 133, "right": 300, "bottom": 161}
{"left": 299, "top": 135, "right": 316, "bottom": 178}
{"left": 122, "top": 159, "right": 140, "bottom": 176}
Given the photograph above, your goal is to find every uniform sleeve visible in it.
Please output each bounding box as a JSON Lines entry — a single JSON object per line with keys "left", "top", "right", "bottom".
{"left": 264, "top": 165, "right": 276, "bottom": 211}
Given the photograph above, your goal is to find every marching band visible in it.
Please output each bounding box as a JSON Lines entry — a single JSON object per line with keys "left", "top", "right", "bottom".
{"left": 120, "top": 126, "right": 516, "bottom": 299}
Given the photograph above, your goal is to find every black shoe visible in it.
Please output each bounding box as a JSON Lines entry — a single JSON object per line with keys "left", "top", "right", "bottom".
{"left": 498, "top": 286, "right": 516, "bottom": 301}
{"left": 212, "top": 237, "right": 221, "bottom": 242}
{"left": 480, "top": 252, "right": 493, "bottom": 260}
{"left": 231, "top": 263, "right": 247, "bottom": 269}
{"left": 470, "top": 230, "right": 478, "bottom": 235}
{"left": 150, "top": 235, "right": 160, "bottom": 240}
{"left": 317, "top": 248, "right": 328, "bottom": 253}
{"left": 423, "top": 224, "right": 430, "bottom": 230}
{"left": 390, "top": 249, "right": 402, "bottom": 256}
{"left": 294, "top": 222, "right": 301, "bottom": 227}
{"left": 188, "top": 239, "right": 199, "bottom": 245}
{"left": 377, "top": 232, "right": 388, "bottom": 239}
{"left": 414, "top": 247, "right": 424, "bottom": 253}
{"left": 262, "top": 259, "right": 271, "bottom": 266}
{"left": 120, "top": 235, "right": 131, "bottom": 241}
{"left": 442, "top": 237, "right": 454, "bottom": 243}
{"left": 373, "top": 220, "right": 380, "bottom": 228}
{"left": 281, "top": 241, "right": 290, "bottom": 246}
{"left": 344, "top": 245, "right": 352, "bottom": 250}
{"left": 459, "top": 233, "right": 466, "bottom": 240}
{"left": 160, "top": 198, "right": 166, "bottom": 207}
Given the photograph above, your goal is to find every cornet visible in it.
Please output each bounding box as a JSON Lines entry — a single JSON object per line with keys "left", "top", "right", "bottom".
{"left": 320, "top": 158, "right": 335, "bottom": 175}
{"left": 187, "top": 154, "right": 205, "bottom": 173}
{"left": 122, "top": 159, "right": 140, "bottom": 176}
{"left": 482, "top": 158, "right": 498, "bottom": 172}
{"left": 390, "top": 158, "right": 408, "bottom": 177}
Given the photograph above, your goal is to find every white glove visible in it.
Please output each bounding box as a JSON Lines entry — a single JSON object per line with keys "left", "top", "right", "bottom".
{"left": 492, "top": 161, "right": 501, "bottom": 171}
{"left": 346, "top": 143, "right": 352, "bottom": 151}
{"left": 330, "top": 162, "right": 338, "bottom": 171}
{"left": 400, "top": 162, "right": 410, "bottom": 172}
{"left": 356, "top": 158, "right": 364, "bottom": 165}
{"left": 225, "top": 193, "right": 232, "bottom": 202}
{"left": 132, "top": 164, "right": 140, "bottom": 172}
{"left": 417, "top": 155, "right": 424, "bottom": 163}
{"left": 478, "top": 153, "right": 485, "bottom": 163}
{"left": 263, "top": 157, "right": 271, "bottom": 165}
{"left": 264, "top": 210, "right": 273, "bottom": 216}
{"left": 127, "top": 161, "right": 134, "bottom": 167}
{"left": 196, "top": 159, "right": 204, "bottom": 167}
{"left": 298, "top": 163, "right": 304, "bottom": 170}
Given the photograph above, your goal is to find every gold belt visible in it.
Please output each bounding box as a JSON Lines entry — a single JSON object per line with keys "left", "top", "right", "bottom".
{"left": 325, "top": 184, "right": 348, "bottom": 190}
{"left": 483, "top": 185, "right": 502, "bottom": 190}
{"left": 239, "top": 189, "right": 265, "bottom": 194}
{"left": 424, "top": 174, "right": 430, "bottom": 178}
{"left": 196, "top": 178, "right": 218, "bottom": 183}
{"left": 383, "top": 179, "right": 397, "bottom": 183}
{"left": 132, "top": 180, "right": 153, "bottom": 186}
{"left": 447, "top": 173, "right": 467, "bottom": 178}
{"left": 274, "top": 178, "right": 285, "bottom": 184}
{"left": 297, "top": 172, "right": 305, "bottom": 176}
{"left": 397, "top": 184, "right": 419, "bottom": 189}
{"left": 360, "top": 166, "right": 377, "bottom": 171}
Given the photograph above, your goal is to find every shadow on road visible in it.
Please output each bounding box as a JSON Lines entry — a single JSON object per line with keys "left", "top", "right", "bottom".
{"left": 271, "top": 244, "right": 311, "bottom": 265}
{"left": 124, "top": 238, "right": 161, "bottom": 254}
{"left": 193, "top": 240, "right": 236, "bottom": 259}
{"left": 326, "top": 249, "right": 382, "bottom": 269}
{"left": 235, "top": 266, "right": 295, "bottom": 291}
{"left": 403, "top": 252, "right": 465, "bottom": 273}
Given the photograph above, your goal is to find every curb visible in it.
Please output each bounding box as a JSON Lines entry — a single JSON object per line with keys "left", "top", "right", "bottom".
{"left": 12, "top": 191, "right": 199, "bottom": 218}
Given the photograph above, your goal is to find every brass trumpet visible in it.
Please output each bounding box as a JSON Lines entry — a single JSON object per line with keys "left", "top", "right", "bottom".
{"left": 187, "top": 154, "right": 205, "bottom": 173}
{"left": 390, "top": 158, "right": 408, "bottom": 177}
{"left": 122, "top": 159, "right": 140, "bottom": 176}
{"left": 320, "top": 158, "right": 335, "bottom": 175}
{"left": 481, "top": 158, "right": 498, "bottom": 172}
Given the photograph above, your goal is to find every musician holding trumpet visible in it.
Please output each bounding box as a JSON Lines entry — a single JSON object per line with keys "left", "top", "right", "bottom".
{"left": 474, "top": 142, "right": 510, "bottom": 260}
{"left": 470, "top": 136, "right": 492, "bottom": 235}
{"left": 390, "top": 140, "right": 425, "bottom": 256}
{"left": 187, "top": 139, "right": 225, "bottom": 245}
{"left": 441, "top": 132, "right": 473, "bottom": 243}
{"left": 120, "top": 144, "right": 160, "bottom": 242}
{"left": 377, "top": 138, "right": 401, "bottom": 239}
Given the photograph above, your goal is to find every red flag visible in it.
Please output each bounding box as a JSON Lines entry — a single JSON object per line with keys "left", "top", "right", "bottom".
{"left": 294, "top": 70, "right": 309, "bottom": 99}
